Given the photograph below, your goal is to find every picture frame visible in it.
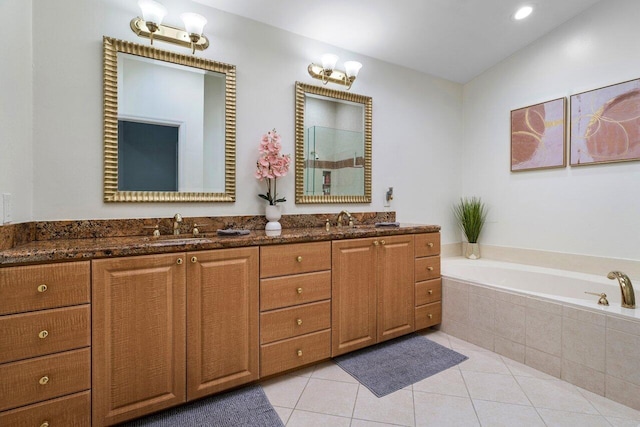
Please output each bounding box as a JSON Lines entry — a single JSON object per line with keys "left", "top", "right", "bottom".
{"left": 510, "top": 97, "right": 566, "bottom": 172}
{"left": 570, "top": 78, "right": 640, "bottom": 166}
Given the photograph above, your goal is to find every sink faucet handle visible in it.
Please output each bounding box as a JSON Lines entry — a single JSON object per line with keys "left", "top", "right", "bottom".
{"left": 143, "top": 224, "right": 161, "bottom": 237}
{"left": 192, "top": 223, "right": 211, "bottom": 236}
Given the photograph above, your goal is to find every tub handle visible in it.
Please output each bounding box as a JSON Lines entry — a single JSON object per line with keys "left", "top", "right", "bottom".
{"left": 584, "top": 291, "right": 609, "bottom": 306}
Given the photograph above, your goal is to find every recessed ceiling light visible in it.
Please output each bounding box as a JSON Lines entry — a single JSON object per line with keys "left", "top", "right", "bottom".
{"left": 514, "top": 5, "right": 533, "bottom": 20}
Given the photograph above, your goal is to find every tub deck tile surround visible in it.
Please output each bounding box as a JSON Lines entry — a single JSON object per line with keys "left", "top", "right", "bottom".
{"left": 0, "top": 212, "right": 441, "bottom": 265}
{"left": 441, "top": 267, "right": 640, "bottom": 411}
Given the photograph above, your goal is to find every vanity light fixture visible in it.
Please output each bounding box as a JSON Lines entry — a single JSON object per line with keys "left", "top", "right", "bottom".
{"left": 514, "top": 5, "right": 533, "bottom": 20}
{"left": 308, "top": 54, "right": 363, "bottom": 90}
{"left": 131, "top": 0, "right": 209, "bottom": 54}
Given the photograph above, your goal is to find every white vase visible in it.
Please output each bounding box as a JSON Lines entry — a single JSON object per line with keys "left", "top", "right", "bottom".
{"left": 463, "top": 242, "right": 481, "bottom": 260}
{"left": 265, "top": 204, "right": 282, "bottom": 231}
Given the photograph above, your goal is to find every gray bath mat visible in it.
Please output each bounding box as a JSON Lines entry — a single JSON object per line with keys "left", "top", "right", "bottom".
{"left": 334, "top": 333, "right": 468, "bottom": 397}
{"left": 122, "top": 384, "right": 284, "bottom": 427}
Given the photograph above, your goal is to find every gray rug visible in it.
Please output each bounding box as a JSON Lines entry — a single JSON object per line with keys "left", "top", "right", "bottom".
{"left": 334, "top": 333, "right": 468, "bottom": 397}
{"left": 122, "top": 384, "right": 284, "bottom": 427}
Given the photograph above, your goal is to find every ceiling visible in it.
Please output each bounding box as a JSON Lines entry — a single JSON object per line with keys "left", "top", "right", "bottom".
{"left": 193, "top": 0, "right": 602, "bottom": 83}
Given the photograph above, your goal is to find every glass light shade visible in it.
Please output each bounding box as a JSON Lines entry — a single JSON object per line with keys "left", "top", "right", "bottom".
{"left": 181, "top": 13, "right": 207, "bottom": 36}
{"left": 321, "top": 54, "right": 339, "bottom": 71}
{"left": 138, "top": 0, "right": 167, "bottom": 25}
{"left": 344, "top": 61, "right": 363, "bottom": 78}
{"left": 514, "top": 6, "right": 533, "bottom": 20}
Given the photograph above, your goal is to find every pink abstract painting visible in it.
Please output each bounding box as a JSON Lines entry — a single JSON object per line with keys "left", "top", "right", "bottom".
{"left": 570, "top": 78, "right": 640, "bottom": 166}
{"left": 511, "top": 97, "right": 566, "bottom": 171}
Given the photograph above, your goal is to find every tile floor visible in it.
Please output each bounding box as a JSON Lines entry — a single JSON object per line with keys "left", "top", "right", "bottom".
{"left": 261, "top": 329, "right": 640, "bottom": 427}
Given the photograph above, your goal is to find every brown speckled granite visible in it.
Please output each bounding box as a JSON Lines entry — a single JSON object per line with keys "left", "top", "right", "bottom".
{"left": 0, "top": 212, "right": 441, "bottom": 266}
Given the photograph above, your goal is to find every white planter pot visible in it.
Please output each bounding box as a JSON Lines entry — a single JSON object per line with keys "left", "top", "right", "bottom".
{"left": 265, "top": 205, "right": 282, "bottom": 231}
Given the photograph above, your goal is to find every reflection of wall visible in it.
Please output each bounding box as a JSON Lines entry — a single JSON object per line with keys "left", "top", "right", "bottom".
{"left": 119, "top": 55, "right": 203, "bottom": 191}
{"left": 203, "top": 73, "right": 225, "bottom": 192}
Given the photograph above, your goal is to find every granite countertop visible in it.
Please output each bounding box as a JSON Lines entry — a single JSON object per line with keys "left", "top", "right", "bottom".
{"left": 0, "top": 223, "right": 440, "bottom": 266}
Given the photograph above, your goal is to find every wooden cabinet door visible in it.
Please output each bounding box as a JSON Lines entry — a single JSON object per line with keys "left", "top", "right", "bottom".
{"left": 186, "top": 247, "right": 259, "bottom": 400}
{"left": 331, "top": 238, "right": 377, "bottom": 356}
{"left": 377, "top": 235, "right": 415, "bottom": 342}
{"left": 92, "top": 253, "right": 186, "bottom": 426}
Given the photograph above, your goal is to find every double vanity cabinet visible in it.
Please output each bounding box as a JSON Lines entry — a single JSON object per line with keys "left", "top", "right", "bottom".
{"left": 0, "top": 230, "right": 441, "bottom": 426}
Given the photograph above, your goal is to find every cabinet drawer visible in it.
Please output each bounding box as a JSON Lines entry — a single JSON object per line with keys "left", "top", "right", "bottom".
{"left": 415, "top": 279, "right": 442, "bottom": 306}
{"left": 414, "top": 233, "right": 440, "bottom": 258}
{"left": 260, "top": 329, "right": 331, "bottom": 377}
{"left": 0, "top": 261, "right": 90, "bottom": 316}
{"left": 260, "top": 242, "right": 331, "bottom": 278}
{"left": 260, "top": 271, "right": 331, "bottom": 311}
{"left": 0, "top": 390, "right": 90, "bottom": 427}
{"left": 0, "top": 348, "right": 91, "bottom": 412}
{"left": 0, "top": 305, "right": 90, "bottom": 364}
{"left": 415, "top": 302, "right": 442, "bottom": 330}
{"left": 261, "top": 300, "right": 331, "bottom": 344}
{"left": 415, "top": 256, "right": 441, "bottom": 282}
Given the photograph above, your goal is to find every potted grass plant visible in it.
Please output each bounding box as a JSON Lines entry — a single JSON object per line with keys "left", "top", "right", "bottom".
{"left": 453, "top": 196, "right": 488, "bottom": 259}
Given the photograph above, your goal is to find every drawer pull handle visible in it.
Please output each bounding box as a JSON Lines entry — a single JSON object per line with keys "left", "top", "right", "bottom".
{"left": 427, "top": 266, "right": 434, "bottom": 271}
{"left": 38, "top": 330, "right": 49, "bottom": 339}
{"left": 296, "top": 256, "right": 303, "bottom": 263}
{"left": 373, "top": 240, "right": 379, "bottom": 246}
{"left": 428, "top": 290, "right": 433, "bottom": 295}
{"left": 381, "top": 240, "right": 386, "bottom": 245}
{"left": 37, "top": 284, "right": 48, "bottom": 293}
{"left": 428, "top": 314, "right": 433, "bottom": 319}
{"left": 39, "top": 376, "right": 49, "bottom": 385}
{"left": 427, "top": 242, "right": 434, "bottom": 248}
{"left": 297, "top": 350, "right": 303, "bottom": 357}
{"left": 296, "top": 318, "right": 303, "bottom": 326}
{"left": 297, "top": 287, "right": 303, "bottom": 294}
{"left": 191, "top": 256, "right": 197, "bottom": 263}
{"left": 41, "top": 422, "right": 50, "bottom": 427}
{"left": 176, "top": 258, "right": 183, "bottom": 265}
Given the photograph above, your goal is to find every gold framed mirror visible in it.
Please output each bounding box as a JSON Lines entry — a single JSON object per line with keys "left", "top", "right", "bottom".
{"left": 103, "top": 36, "right": 236, "bottom": 202}
{"left": 295, "top": 82, "right": 372, "bottom": 204}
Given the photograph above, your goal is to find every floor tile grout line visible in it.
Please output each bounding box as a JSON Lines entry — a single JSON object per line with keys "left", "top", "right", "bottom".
{"left": 458, "top": 358, "right": 483, "bottom": 426}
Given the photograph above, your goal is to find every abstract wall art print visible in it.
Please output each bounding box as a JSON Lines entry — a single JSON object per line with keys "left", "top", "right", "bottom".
{"left": 570, "top": 78, "right": 640, "bottom": 166}
{"left": 510, "top": 97, "right": 566, "bottom": 172}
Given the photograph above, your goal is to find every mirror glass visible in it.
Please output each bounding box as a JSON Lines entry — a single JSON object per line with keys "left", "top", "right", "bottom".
{"left": 104, "top": 37, "right": 236, "bottom": 202}
{"left": 295, "top": 82, "right": 372, "bottom": 204}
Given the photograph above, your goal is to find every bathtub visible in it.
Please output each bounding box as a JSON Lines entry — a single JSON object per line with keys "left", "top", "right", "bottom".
{"left": 439, "top": 257, "right": 640, "bottom": 411}
{"left": 442, "top": 257, "right": 639, "bottom": 320}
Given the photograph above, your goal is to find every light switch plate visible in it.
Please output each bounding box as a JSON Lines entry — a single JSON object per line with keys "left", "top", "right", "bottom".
{"left": 3, "top": 193, "right": 12, "bottom": 224}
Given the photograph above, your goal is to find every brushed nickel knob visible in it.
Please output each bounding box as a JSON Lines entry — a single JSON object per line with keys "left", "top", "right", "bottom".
{"left": 427, "top": 266, "right": 434, "bottom": 271}
{"left": 191, "top": 256, "right": 197, "bottom": 263}
{"left": 297, "top": 287, "right": 303, "bottom": 294}
{"left": 297, "top": 350, "right": 303, "bottom": 357}
{"left": 39, "top": 376, "right": 49, "bottom": 385}
{"left": 177, "top": 258, "right": 183, "bottom": 265}
{"left": 296, "top": 318, "right": 303, "bottom": 326}
{"left": 428, "top": 290, "right": 433, "bottom": 295}
{"left": 37, "top": 284, "right": 48, "bottom": 293}
{"left": 296, "top": 256, "right": 303, "bottom": 263}
{"left": 427, "top": 242, "right": 434, "bottom": 248}
{"left": 38, "top": 330, "right": 49, "bottom": 339}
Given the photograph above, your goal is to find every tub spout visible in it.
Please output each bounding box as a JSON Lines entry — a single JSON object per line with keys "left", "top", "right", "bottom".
{"left": 607, "top": 271, "right": 635, "bottom": 309}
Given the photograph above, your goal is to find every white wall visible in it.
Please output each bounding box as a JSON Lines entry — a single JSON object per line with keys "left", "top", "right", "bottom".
{"left": 0, "top": 0, "right": 33, "bottom": 224}
{"left": 462, "top": 0, "right": 640, "bottom": 260}
{"left": 27, "top": 0, "right": 463, "bottom": 244}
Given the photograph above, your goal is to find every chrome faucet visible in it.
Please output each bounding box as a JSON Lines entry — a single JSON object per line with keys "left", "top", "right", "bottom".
{"left": 173, "top": 213, "right": 183, "bottom": 235}
{"left": 336, "top": 210, "right": 354, "bottom": 228}
{"left": 607, "top": 271, "right": 635, "bottom": 309}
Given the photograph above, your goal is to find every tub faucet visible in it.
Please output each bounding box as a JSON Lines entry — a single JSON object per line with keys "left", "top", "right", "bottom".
{"left": 336, "top": 210, "right": 354, "bottom": 228}
{"left": 607, "top": 271, "right": 635, "bottom": 309}
{"left": 173, "top": 213, "right": 183, "bottom": 235}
